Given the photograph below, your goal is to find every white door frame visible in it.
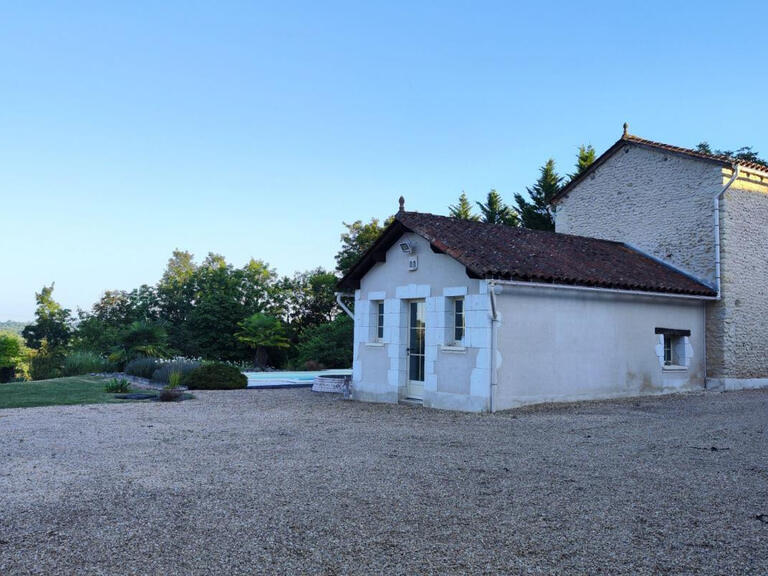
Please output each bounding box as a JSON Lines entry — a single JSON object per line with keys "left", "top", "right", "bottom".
{"left": 406, "top": 299, "right": 425, "bottom": 400}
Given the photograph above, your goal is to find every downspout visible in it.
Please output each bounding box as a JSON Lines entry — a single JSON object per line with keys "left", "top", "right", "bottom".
{"left": 335, "top": 292, "right": 354, "bottom": 319}
{"left": 713, "top": 165, "right": 740, "bottom": 299}
{"left": 488, "top": 281, "right": 498, "bottom": 413}
{"left": 707, "top": 164, "right": 739, "bottom": 389}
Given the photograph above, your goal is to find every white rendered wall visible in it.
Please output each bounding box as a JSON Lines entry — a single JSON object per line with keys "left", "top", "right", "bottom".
{"left": 493, "top": 285, "right": 707, "bottom": 410}
{"left": 352, "top": 232, "right": 491, "bottom": 412}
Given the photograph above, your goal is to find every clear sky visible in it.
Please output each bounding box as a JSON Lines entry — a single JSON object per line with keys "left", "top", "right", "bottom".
{"left": 2, "top": 1, "right": 767, "bottom": 321}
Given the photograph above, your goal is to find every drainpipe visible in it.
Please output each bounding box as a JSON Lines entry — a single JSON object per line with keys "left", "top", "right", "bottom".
{"left": 335, "top": 292, "right": 354, "bottom": 319}
{"left": 488, "top": 281, "right": 499, "bottom": 413}
{"left": 713, "top": 165, "right": 740, "bottom": 299}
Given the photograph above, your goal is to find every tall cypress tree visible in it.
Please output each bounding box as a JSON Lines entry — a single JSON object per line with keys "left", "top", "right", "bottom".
{"left": 476, "top": 189, "right": 518, "bottom": 226}
{"left": 573, "top": 144, "right": 596, "bottom": 178}
{"left": 514, "top": 159, "right": 563, "bottom": 230}
{"left": 449, "top": 192, "right": 479, "bottom": 220}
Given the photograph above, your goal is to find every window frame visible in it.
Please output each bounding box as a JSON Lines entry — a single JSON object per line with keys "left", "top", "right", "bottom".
{"left": 655, "top": 327, "right": 690, "bottom": 369}
{"left": 663, "top": 334, "right": 675, "bottom": 366}
{"left": 375, "top": 301, "right": 385, "bottom": 342}
{"left": 452, "top": 297, "right": 465, "bottom": 345}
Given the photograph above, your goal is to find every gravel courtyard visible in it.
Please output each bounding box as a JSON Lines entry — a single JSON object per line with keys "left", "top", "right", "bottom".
{"left": 1, "top": 388, "right": 767, "bottom": 575}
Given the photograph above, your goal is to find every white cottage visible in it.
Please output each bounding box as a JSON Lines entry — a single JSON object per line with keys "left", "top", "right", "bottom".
{"left": 337, "top": 199, "right": 716, "bottom": 412}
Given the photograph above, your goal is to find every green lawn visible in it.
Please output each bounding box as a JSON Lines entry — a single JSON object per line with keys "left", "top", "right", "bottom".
{"left": 0, "top": 376, "right": 144, "bottom": 410}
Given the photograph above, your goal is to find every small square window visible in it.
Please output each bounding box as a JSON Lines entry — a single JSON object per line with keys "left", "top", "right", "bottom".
{"left": 656, "top": 327, "right": 690, "bottom": 368}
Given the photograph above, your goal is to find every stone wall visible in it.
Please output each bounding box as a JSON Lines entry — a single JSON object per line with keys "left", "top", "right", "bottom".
{"left": 557, "top": 144, "right": 768, "bottom": 382}
{"left": 715, "top": 183, "right": 768, "bottom": 379}
{"left": 556, "top": 144, "right": 723, "bottom": 285}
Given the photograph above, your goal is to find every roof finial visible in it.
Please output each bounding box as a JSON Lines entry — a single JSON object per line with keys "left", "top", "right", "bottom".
{"left": 398, "top": 195, "right": 405, "bottom": 213}
{"left": 623, "top": 122, "right": 629, "bottom": 137}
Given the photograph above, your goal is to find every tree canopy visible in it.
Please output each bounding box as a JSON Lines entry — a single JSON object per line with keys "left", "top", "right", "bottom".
{"left": 696, "top": 142, "right": 768, "bottom": 167}
{"left": 449, "top": 192, "right": 479, "bottom": 220}
{"left": 236, "top": 313, "right": 291, "bottom": 368}
{"left": 449, "top": 143, "right": 595, "bottom": 231}
{"left": 22, "top": 284, "right": 72, "bottom": 350}
{"left": 476, "top": 189, "right": 519, "bottom": 226}
{"left": 514, "top": 159, "right": 563, "bottom": 230}
{"left": 335, "top": 217, "right": 393, "bottom": 276}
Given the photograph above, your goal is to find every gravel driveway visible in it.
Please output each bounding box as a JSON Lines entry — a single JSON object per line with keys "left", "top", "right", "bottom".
{"left": 1, "top": 388, "right": 767, "bottom": 575}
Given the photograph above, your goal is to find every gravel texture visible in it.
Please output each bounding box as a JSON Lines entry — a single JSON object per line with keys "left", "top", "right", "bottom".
{"left": 1, "top": 388, "right": 767, "bottom": 575}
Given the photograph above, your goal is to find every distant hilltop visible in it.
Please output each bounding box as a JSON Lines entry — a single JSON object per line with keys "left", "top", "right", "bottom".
{"left": 0, "top": 321, "right": 28, "bottom": 336}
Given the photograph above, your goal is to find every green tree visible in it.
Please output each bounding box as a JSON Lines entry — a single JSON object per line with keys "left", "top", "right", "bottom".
{"left": 22, "top": 284, "right": 72, "bottom": 350}
{"left": 335, "top": 217, "right": 394, "bottom": 276}
{"left": 236, "top": 313, "right": 291, "bottom": 368}
{"left": 476, "top": 189, "right": 519, "bottom": 226}
{"left": 119, "top": 320, "right": 171, "bottom": 359}
{"left": 157, "top": 250, "right": 197, "bottom": 323}
{"left": 184, "top": 254, "right": 278, "bottom": 360}
{"left": 696, "top": 142, "right": 767, "bottom": 167}
{"left": 514, "top": 159, "right": 563, "bottom": 230}
{"left": 296, "top": 314, "right": 353, "bottom": 369}
{"left": 278, "top": 268, "right": 338, "bottom": 335}
{"left": 29, "top": 338, "right": 63, "bottom": 380}
{"left": 73, "top": 286, "right": 159, "bottom": 355}
{"left": 449, "top": 192, "right": 479, "bottom": 220}
{"left": 571, "top": 144, "right": 596, "bottom": 179}
{"left": 0, "top": 332, "right": 28, "bottom": 382}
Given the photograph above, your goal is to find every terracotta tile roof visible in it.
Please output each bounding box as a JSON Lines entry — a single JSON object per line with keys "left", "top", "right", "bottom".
{"left": 338, "top": 211, "right": 716, "bottom": 297}
{"left": 622, "top": 134, "right": 768, "bottom": 172}
{"left": 551, "top": 133, "right": 768, "bottom": 205}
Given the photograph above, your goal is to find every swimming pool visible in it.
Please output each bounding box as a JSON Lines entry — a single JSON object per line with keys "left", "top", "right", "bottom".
{"left": 244, "top": 369, "right": 352, "bottom": 388}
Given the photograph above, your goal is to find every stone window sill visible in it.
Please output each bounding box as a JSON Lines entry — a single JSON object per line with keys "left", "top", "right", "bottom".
{"left": 441, "top": 345, "right": 467, "bottom": 353}
{"left": 662, "top": 365, "right": 688, "bottom": 372}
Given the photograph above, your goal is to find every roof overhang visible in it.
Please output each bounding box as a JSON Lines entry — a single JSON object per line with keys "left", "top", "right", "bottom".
{"left": 550, "top": 136, "right": 735, "bottom": 205}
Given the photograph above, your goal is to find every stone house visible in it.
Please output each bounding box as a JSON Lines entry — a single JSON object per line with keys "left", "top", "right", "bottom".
{"left": 337, "top": 128, "right": 767, "bottom": 412}
{"left": 553, "top": 127, "right": 768, "bottom": 391}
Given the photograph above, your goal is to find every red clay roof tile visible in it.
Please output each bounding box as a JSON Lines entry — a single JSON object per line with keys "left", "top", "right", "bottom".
{"left": 338, "top": 211, "right": 716, "bottom": 297}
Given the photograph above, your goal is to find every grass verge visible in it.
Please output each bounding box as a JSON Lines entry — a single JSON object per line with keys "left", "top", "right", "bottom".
{"left": 0, "top": 376, "right": 143, "bottom": 410}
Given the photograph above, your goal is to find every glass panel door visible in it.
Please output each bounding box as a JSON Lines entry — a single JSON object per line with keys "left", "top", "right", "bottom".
{"left": 407, "top": 300, "right": 425, "bottom": 399}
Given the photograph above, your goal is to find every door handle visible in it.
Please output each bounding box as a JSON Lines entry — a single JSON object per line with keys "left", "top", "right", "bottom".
{"left": 406, "top": 348, "right": 411, "bottom": 355}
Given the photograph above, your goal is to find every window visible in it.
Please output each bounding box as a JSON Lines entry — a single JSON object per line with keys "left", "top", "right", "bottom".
{"left": 655, "top": 328, "right": 690, "bottom": 368}
{"left": 453, "top": 298, "right": 465, "bottom": 344}
{"left": 663, "top": 334, "right": 677, "bottom": 366}
{"left": 375, "top": 301, "right": 384, "bottom": 341}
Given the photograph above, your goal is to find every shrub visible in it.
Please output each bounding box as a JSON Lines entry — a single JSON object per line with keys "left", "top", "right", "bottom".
{"left": 168, "top": 370, "right": 183, "bottom": 389}
{"left": 120, "top": 321, "right": 171, "bottom": 359}
{"left": 0, "top": 332, "right": 28, "bottom": 383}
{"left": 158, "top": 371, "right": 184, "bottom": 402}
{"left": 151, "top": 358, "right": 200, "bottom": 384}
{"left": 29, "top": 340, "right": 63, "bottom": 381}
{"left": 62, "top": 350, "right": 111, "bottom": 376}
{"left": 303, "top": 359, "right": 325, "bottom": 371}
{"left": 182, "top": 363, "right": 247, "bottom": 390}
{"left": 296, "top": 315, "right": 353, "bottom": 369}
{"left": 105, "top": 377, "right": 130, "bottom": 393}
{"left": 125, "top": 357, "right": 160, "bottom": 379}
{"left": 158, "top": 387, "right": 183, "bottom": 401}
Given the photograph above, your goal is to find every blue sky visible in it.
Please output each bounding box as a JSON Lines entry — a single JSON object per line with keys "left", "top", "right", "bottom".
{"left": 2, "top": 1, "right": 767, "bottom": 321}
